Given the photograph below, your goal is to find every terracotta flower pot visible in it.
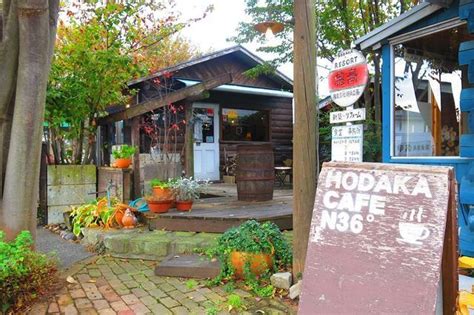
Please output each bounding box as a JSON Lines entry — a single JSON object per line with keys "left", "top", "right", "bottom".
{"left": 176, "top": 200, "right": 193, "bottom": 211}
{"left": 152, "top": 187, "right": 174, "bottom": 200}
{"left": 147, "top": 199, "right": 172, "bottom": 213}
{"left": 229, "top": 251, "right": 273, "bottom": 279}
{"left": 114, "top": 158, "right": 132, "bottom": 168}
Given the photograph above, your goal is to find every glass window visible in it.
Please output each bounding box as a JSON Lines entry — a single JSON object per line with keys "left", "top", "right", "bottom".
{"left": 222, "top": 108, "right": 269, "bottom": 141}
{"left": 393, "top": 24, "right": 471, "bottom": 157}
{"left": 193, "top": 107, "right": 215, "bottom": 143}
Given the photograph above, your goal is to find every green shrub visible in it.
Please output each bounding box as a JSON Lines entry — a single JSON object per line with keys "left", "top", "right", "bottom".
{"left": 207, "top": 220, "right": 292, "bottom": 296}
{"left": 0, "top": 231, "right": 58, "bottom": 313}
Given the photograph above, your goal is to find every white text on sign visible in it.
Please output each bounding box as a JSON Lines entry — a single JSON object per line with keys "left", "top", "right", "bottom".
{"left": 315, "top": 170, "right": 433, "bottom": 235}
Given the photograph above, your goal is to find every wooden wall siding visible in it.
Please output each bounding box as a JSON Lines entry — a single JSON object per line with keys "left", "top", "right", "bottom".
{"left": 172, "top": 54, "right": 291, "bottom": 91}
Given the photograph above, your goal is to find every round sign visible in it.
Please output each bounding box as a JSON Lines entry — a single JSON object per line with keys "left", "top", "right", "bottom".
{"left": 328, "top": 49, "right": 369, "bottom": 108}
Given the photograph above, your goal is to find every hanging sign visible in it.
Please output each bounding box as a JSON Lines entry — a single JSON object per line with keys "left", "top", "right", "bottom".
{"left": 330, "top": 108, "right": 366, "bottom": 124}
{"left": 328, "top": 49, "right": 369, "bottom": 107}
{"left": 298, "top": 162, "right": 458, "bottom": 315}
{"left": 331, "top": 124, "right": 363, "bottom": 162}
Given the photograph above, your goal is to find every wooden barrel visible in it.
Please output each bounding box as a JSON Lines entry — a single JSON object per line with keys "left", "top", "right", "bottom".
{"left": 236, "top": 144, "right": 274, "bottom": 201}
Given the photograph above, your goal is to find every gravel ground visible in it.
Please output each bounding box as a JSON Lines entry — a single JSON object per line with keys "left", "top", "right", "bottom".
{"left": 36, "top": 227, "right": 94, "bottom": 269}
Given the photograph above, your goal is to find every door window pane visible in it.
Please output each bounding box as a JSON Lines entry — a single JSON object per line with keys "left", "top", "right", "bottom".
{"left": 193, "top": 108, "right": 215, "bottom": 143}
{"left": 222, "top": 108, "right": 269, "bottom": 141}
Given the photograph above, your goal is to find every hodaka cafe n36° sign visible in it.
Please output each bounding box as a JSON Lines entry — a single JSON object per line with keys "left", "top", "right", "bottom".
{"left": 328, "top": 49, "right": 369, "bottom": 108}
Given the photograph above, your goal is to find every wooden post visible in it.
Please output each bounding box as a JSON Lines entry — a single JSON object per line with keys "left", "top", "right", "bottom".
{"left": 293, "top": 0, "right": 318, "bottom": 278}
{"left": 131, "top": 117, "right": 141, "bottom": 198}
{"left": 184, "top": 102, "right": 194, "bottom": 177}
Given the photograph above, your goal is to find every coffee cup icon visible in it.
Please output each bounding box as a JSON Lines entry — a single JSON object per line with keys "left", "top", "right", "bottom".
{"left": 397, "top": 222, "right": 430, "bottom": 245}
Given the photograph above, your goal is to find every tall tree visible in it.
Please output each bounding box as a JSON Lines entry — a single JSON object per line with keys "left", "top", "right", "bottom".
{"left": 45, "top": 0, "right": 209, "bottom": 165}
{"left": 0, "top": 0, "right": 60, "bottom": 240}
{"left": 234, "top": 0, "right": 419, "bottom": 160}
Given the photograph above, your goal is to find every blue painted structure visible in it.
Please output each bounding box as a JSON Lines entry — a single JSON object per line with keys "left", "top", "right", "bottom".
{"left": 356, "top": 0, "right": 474, "bottom": 255}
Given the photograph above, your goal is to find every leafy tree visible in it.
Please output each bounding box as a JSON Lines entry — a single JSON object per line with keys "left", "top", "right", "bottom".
{"left": 233, "top": 0, "right": 419, "bottom": 160}
{"left": 45, "top": 0, "right": 209, "bottom": 164}
{"left": 0, "top": 0, "right": 60, "bottom": 240}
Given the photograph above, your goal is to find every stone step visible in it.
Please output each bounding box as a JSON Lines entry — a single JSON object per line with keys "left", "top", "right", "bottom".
{"left": 155, "top": 254, "right": 221, "bottom": 278}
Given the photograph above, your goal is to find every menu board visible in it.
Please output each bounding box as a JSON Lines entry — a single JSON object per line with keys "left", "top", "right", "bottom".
{"left": 299, "top": 162, "right": 457, "bottom": 314}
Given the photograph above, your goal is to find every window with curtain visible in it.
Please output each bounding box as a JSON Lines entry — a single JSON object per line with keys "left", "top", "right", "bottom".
{"left": 392, "top": 24, "right": 471, "bottom": 157}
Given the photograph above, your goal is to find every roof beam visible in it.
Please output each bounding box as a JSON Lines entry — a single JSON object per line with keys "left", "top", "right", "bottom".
{"left": 99, "top": 73, "right": 232, "bottom": 124}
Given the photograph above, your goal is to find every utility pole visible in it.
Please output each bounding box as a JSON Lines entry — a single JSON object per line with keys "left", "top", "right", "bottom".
{"left": 292, "top": 0, "right": 318, "bottom": 278}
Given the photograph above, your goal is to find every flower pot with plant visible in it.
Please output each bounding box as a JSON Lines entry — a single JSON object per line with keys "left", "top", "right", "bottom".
{"left": 112, "top": 145, "right": 136, "bottom": 168}
{"left": 170, "top": 177, "right": 208, "bottom": 211}
{"left": 145, "top": 195, "right": 173, "bottom": 213}
{"left": 150, "top": 178, "right": 174, "bottom": 200}
{"left": 207, "top": 220, "right": 292, "bottom": 293}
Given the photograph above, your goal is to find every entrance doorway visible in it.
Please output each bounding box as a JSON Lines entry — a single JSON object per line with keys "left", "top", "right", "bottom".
{"left": 193, "top": 103, "right": 220, "bottom": 181}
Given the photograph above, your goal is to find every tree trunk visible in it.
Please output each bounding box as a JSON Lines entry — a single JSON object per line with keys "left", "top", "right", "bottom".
{"left": 292, "top": 0, "right": 317, "bottom": 279}
{"left": 0, "top": 0, "right": 19, "bottom": 199}
{"left": 0, "top": 0, "right": 59, "bottom": 240}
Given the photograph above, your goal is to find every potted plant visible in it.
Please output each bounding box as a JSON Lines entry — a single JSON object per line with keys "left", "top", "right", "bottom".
{"left": 112, "top": 145, "right": 136, "bottom": 168}
{"left": 170, "top": 177, "right": 208, "bottom": 211}
{"left": 145, "top": 195, "right": 173, "bottom": 213}
{"left": 208, "top": 220, "right": 292, "bottom": 281}
{"left": 150, "top": 178, "right": 174, "bottom": 200}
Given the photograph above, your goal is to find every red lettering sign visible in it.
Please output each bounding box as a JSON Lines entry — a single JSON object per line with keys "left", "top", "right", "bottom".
{"left": 328, "top": 49, "right": 369, "bottom": 107}
{"left": 328, "top": 64, "right": 369, "bottom": 91}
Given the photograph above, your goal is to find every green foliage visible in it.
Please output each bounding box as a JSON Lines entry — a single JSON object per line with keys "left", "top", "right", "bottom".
{"left": 233, "top": 0, "right": 417, "bottom": 65}
{"left": 252, "top": 284, "right": 275, "bottom": 297}
{"left": 0, "top": 231, "right": 57, "bottom": 313}
{"left": 185, "top": 279, "right": 198, "bottom": 290}
{"left": 70, "top": 197, "right": 120, "bottom": 237}
{"left": 227, "top": 294, "right": 246, "bottom": 312}
{"left": 112, "top": 145, "right": 137, "bottom": 159}
{"left": 46, "top": 0, "right": 209, "bottom": 164}
{"left": 207, "top": 220, "right": 292, "bottom": 296}
{"left": 206, "top": 304, "right": 219, "bottom": 315}
{"left": 223, "top": 282, "right": 235, "bottom": 293}
{"left": 150, "top": 178, "right": 173, "bottom": 189}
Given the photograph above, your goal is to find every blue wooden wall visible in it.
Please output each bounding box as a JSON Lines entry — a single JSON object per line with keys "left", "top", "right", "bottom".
{"left": 380, "top": 0, "right": 474, "bottom": 255}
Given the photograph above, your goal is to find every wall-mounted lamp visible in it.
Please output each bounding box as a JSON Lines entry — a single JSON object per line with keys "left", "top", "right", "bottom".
{"left": 254, "top": 21, "right": 284, "bottom": 41}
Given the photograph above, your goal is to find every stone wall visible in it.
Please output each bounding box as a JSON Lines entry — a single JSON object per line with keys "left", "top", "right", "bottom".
{"left": 47, "top": 165, "right": 96, "bottom": 224}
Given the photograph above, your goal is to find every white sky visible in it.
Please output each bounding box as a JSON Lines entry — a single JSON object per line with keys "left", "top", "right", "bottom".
{"left": 174, "top": 0, "right": 331, "bottom": 96}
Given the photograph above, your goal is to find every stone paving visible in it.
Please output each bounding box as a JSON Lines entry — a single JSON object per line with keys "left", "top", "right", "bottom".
{"left": 29, "top": 255, "right": 296, "bottom": 315}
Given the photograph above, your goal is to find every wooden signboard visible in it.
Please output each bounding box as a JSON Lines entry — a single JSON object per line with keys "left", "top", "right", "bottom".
{"left": 299, "top": 162, "right": 458, "bottom": 314}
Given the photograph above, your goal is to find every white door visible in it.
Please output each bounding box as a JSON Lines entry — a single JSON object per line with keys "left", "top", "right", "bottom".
{"left": 193, "top": 103, "right": 220, "bottom": 181}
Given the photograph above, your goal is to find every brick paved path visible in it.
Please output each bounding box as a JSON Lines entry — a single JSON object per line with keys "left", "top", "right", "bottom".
{"left": 29, "top": 256, "right": 294, "bottom": 315}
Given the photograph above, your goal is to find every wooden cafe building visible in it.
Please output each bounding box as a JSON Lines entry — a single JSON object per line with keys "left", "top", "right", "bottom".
{"left": 97, "top": 45, "right": 293, "bottom": 191}
{"left": 355, "top": 0, "right": 474, "bottom": 255}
